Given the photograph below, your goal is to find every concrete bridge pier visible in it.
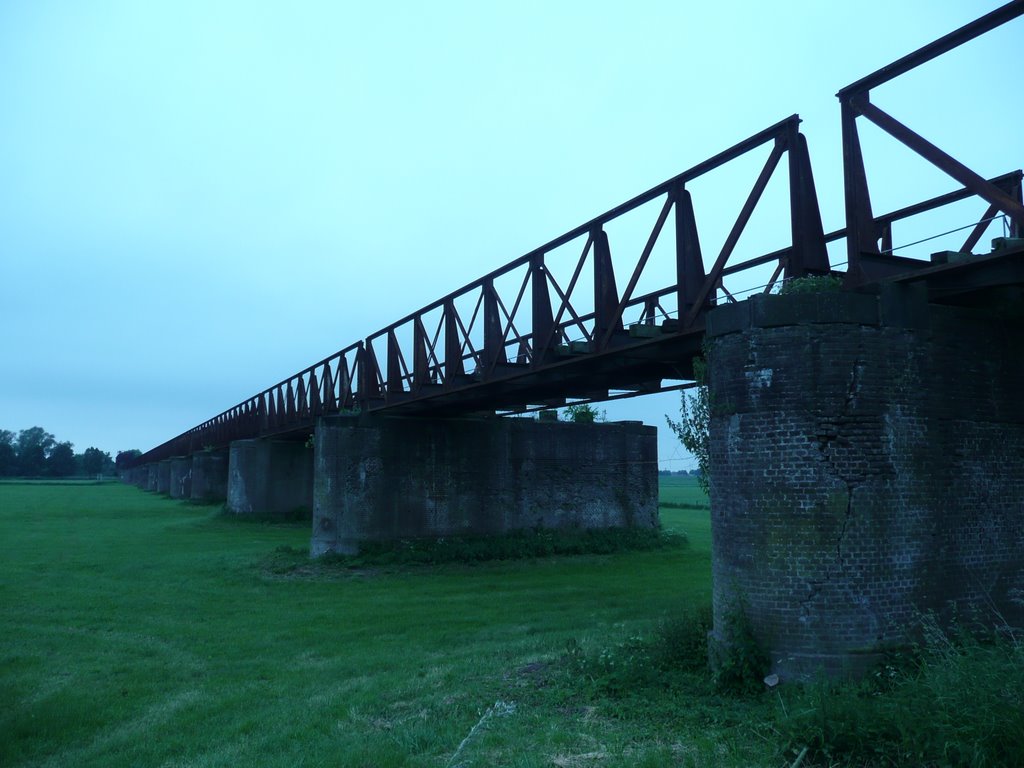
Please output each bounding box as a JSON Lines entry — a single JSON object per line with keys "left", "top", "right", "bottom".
{"left": 156, "top": 460, "right": 172, "bottom": 495}
{"left": 226, "top": 439, "right": 314, "bottom": 519}
{"left": 705, "top": 290, "right": 1024, "bottom": 680}
{"left": 146, "top": 464, "right": 159, "bottom": 492}
{"left": 191, "top": 450, "right": 229, "bottom": 504}
{"left": 311, "top": 414, "right": 658, "bottom": 557}
{"left": 168, "top": 457, "right": 192, "bottom": 499}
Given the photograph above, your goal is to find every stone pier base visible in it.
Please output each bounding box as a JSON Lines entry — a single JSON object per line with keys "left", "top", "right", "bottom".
{"left": 146, "top": 464, "right": 159, "bottom": 492}
{"left": 191, "top": 450, "right": 229, "bottom": 504}
{"left": 226, "top": 439, "right": 313, "bottom": 518}
{"left": 311, "top": 414, "right": 658, "bottom": 557}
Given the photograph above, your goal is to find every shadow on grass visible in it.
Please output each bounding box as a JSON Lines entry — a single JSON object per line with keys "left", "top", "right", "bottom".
{"left": 259, "top": 526, "right": 688, "bottom": 578}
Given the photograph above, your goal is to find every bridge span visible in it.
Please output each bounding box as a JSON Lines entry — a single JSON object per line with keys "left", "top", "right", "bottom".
{"left": 125, "top": 4, "right": 1024, "bottom": 680}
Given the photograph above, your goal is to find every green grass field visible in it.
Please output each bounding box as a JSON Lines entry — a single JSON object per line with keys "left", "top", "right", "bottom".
{"left": 655, "top": 475, "right": 708, "bottom": 509}
{"left": 5, "top": 479, "right": 1014, "bottom": 767}
{"left": 3, "top": 479, "right": 771, "bottom": 767}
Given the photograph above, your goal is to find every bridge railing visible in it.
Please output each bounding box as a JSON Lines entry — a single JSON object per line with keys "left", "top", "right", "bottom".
{"left": 360, "top": 113, "right": 830, "bottom": 407}
{"left": 838, "top": 0, "right": 1024, "bottom": 284}
{"left": 138, "top": 342, "right": 362, "bottom": 462}
{"left": 729, "top": 169, "right": 1023, "bottom": 286}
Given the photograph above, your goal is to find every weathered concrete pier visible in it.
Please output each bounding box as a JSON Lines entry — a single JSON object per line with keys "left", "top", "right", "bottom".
{"left": 168, "top": 457, "right": 191, "bottom": 499}
{"left": 225, "top": 439, "right": 314, "bottom": 519}
{"left": 190, "top": 450, "right": 229, "bottom": 504}
{"left": 124, "top": 416, "right": 658, "bottom": 546}
{"left": 311, "top": 415, "right": 657, "bottom": 555}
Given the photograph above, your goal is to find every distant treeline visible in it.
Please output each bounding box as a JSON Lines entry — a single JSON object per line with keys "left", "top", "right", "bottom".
{"left": 0, "top": 427, "right": 137, "bottom": 478}
{"left": 658, "top": 469, "right": 702, "bottom": 477}
{"left": 659, "top": 501, "right": 710, "bottom": 510}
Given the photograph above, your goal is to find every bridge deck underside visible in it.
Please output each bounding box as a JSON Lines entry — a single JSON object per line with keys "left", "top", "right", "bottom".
{"left": 247, "top": 325, "right": 706, "bottom": 447}
{"left": 369, "top": 324, "right": 706, "bottom": 417}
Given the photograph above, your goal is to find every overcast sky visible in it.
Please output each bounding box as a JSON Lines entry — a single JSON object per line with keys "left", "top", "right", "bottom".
{"left": 1, "top": 1, "right": 1020, "bottom": 467}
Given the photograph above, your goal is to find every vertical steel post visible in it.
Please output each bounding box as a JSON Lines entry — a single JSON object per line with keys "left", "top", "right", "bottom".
{"left": 322, "top": 365, "right": 336, "bottom": 413}
{"left": 386, "top": 330, "right": 403, "bottom": 395}
{"left": 786, "top": 127, "right": 829, "bottom": 278}
{"left": 593, "top": 227, "right": 621, "bottom": 347}
{"left": 444, "top": 299, "right": 464, "bottom": 383}
{"left": 309, "top": 371, "right": 321, "bottom": 416}
{"left": 531, "top": 254, "right": 554, "bottom": 366}
{"left": 841, "top": 98, "right": 878, "bottom": 284}
{"left": 338, "top": 357, "right": 352, "bottom": 410}
{"left": 1011, "top": 174, "right": 1024, "bottom": 239}
{"left": 285, "top": 382, "right": 296, "bottom": 420}
{"left": 358, "top": 341, "right": 380, "bottom": 407}
{"left": 297, "top": 377, "right": 307, "bottom": 418}
{"left": 413, "top": 319, "right": 429, "bottom": 390}
{"left": 483, "top": 278, "right": 505, "bottom": 375}
{"left": 673, "top": 183, "right": 705, "bottom": 323}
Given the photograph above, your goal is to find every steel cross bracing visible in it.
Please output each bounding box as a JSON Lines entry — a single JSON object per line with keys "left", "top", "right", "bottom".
{"left": 838, "top": 0, "right": 1024, "bottom": 284}
{"left": 141, "top": 116, "right": 829, "bottom": 462}
{"left": 136, "top": 2, "right": 1024, "bottom": 466}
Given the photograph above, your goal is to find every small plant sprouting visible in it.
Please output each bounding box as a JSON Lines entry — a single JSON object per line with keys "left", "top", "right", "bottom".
{"left": 563, "top": 604, "right": 714, "bottom": 698}
{"left": 562, "top": 403, "right": 606, "bottom": 423}
{"left": 709, "top": 602, "right": 769, "bottom": 694}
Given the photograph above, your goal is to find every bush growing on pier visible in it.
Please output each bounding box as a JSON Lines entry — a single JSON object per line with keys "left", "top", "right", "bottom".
{"left": 777, "top": 274, "right": 843, "bottom": 295}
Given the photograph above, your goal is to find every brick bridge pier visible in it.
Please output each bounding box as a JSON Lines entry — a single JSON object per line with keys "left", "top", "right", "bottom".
{"left": 705, "top": 287, "right": 1024, "bottom": 679}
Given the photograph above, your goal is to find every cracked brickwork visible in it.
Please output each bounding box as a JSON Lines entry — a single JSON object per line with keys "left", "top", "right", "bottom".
{"left": 706, "top": 293, "right": 1024, "bottom": 679}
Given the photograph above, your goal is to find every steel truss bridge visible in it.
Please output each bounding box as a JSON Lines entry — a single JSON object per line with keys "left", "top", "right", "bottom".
{"left": 137, "top": 2, "right": 1024, "bottom": 465}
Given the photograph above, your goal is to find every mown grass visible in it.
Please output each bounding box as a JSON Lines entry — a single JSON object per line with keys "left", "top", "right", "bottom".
{"left": 656, "top": 475, "right": 709, "bottom": 510}
{"left": 0, "top": 478, "right": 119, "bottom": 486}
{"left": 2, "top": 478, "right": 1018, "bottom": 767}
{"left": 0, "top": 482, "right": 749, "bottom": 767}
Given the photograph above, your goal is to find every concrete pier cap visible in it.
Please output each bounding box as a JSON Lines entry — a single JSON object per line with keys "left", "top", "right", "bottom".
{"left": 311, "top": 412, "right": 658, "bottom": 557}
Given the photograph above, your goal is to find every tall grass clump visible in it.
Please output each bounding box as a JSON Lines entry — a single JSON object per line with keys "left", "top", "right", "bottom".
{"left": 776, "top": 617, "right": 1024, "bottom": 766}
{"left": 709, "top": 603, "right": 770, "bottom": 695}
{"left": 564, "top": 603, "right": 714, "bottom": 698}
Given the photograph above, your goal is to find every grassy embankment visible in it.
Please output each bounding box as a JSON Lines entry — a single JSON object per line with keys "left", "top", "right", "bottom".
{"left": 2, "top": 478, "right": 1021, "bottom": 767}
